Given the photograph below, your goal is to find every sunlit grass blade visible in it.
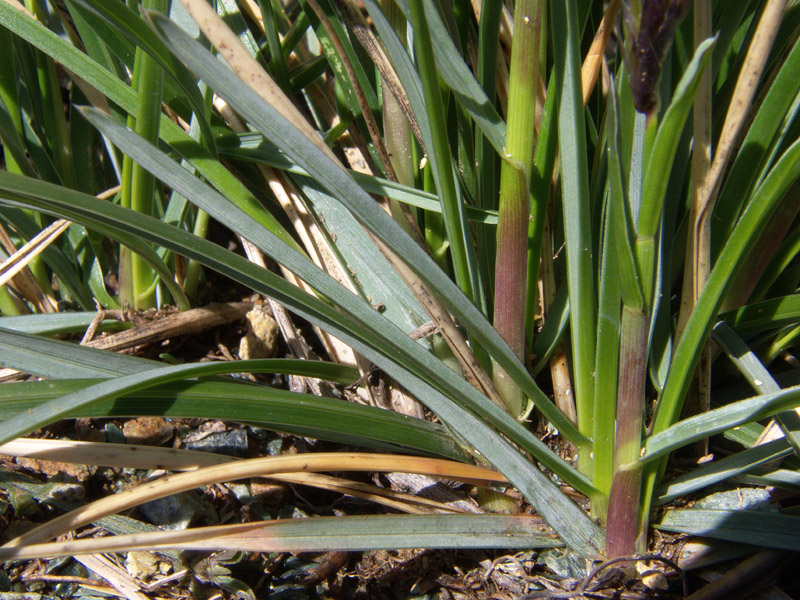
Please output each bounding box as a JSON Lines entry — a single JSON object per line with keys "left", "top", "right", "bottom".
{"left": 550, "top": 0, "right": 597, "bottom": 443}
{"left": 0, "top": 514, "right": 562, "bottom": 560}
{"left": 0, "top": 358, "right": 358, "bottom": 446}
{"left": 655, "top": 439, "right": 793, "bottom": 505}
{"left": 0, "top": 326, "right": 154, "bottom": 377}
{"left": 643, "top": 385, "right": 800, "bottom": 463}
{"left": 656, "top": 509, "right": 800, "bottom": 552}
{"left": 0, "top": 378, "right": 467, "bottom": 460}
{"left": 721, "top": 294, "right": 800, "bottom": 335}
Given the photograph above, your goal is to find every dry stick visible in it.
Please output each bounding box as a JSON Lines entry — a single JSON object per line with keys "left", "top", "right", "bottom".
{"left": 2, "top": 453, "right": 506, "bottom": 548}
{"left": 74, "top": 554, "right": 149, "bottom": 600}
{"left": 677, "top": 0, "right": 713, "bottom": 454}
{"left": 686, "top": 548, "right": 787, "bottom": 600}
{"left": 677, "top": 0, "right": 786, "bottom": 445}
{"left": 80, "top": 302, "right": 252, "bottom": 352}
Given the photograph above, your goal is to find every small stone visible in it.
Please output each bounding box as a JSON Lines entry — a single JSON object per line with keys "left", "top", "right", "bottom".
{"left": 250, "top": 479, "right": 289, "bottom": 504}
{"left": 139, "top": 493, "right": 202, "bottom": 530}
{"left": 15, "top": 457, "right": 92, "bottom": 482}
{"left": 123, "top": 417, "right": 174, "bottom": 446}
{"left": 239, "top": 305, "right": 279, "bottom": 359}
{"left": 183, "top": 428, "right": 248, "bottom": 457}
{"left": 125, "top": 551, "right": 160, "bottom": 580}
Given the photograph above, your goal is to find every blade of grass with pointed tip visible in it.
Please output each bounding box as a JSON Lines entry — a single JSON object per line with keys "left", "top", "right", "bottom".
{"left": 655, "top": 438, "right": 793, "bottom": 505}
{"left": 550, "top": 0, "right": 597, "bottom": 440}
{"left": 0, "top": 514, "right": 562, "bottom": 561}
{"left": 643, "top": 385, "right": 800, "bottom": 463}
{"left": 0, "top": 378, "right": 467, "bottom": 460}
{"left": 656, "top": 509, "right": 800, "bottom": 552}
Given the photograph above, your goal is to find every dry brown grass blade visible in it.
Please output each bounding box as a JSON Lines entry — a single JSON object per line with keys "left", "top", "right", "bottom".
{"left": 3, "top": 452, "right": 505, "bottom": 548}
{"left": 214, "top": 96, "right": 361, "bottom": 373}
{"left": 581, "top": 0, "right": 620, "bottom": 105}
{"left": 270, "top": 471, "right": 470, "bottom": 514}
{"left": 0, "top": 438, "right": 234, "bottom": 470}
{"left": 1, "top": 439, "right": 471, "bottom": 514}
{"left": 0, "top": 219, "right": 70, "bottom": 288}
{"left": 74, "top": 554, "right": 149, "bottom": 600}
{"left": 0, "top": 222, "right": 57, "bottom": 313}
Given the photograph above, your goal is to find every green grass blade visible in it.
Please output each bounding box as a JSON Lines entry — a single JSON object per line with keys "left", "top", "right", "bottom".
{"left": 72, "top": 0, "right": 215, "bottom": 152}
{"left": 721, "top": 295, "right": 800, "bottom": 335}
{"left": 655, "top": 439, "right": 792, "bottom": 505}
{"left": 550, "top": 0, "right": 597, "bottom": 439}
{"left": 0, "top": 359, "right": 357, "bottom": 446}
{"left": 0, "top": 377, "right": 466, "bottom": 460}
{"left": 637, "top": 37, "right": 716, "bottom": 242}
{"left": 0, "top": 312, "right": 128, "bottom": 336}
{"left": 712, "top": 321, "right": 800, "bottom": 452}
{"left": 713, "top": 26, "right": 800, "bottom": 255}
{"left": 644, "top": 385, "right": 800, "bottom": 463}
{"left": 0, "top": 2, "right": 299, "bottom": 253}
{"left": 0, "top": 515, "right": 563, "bottom": 560}
{"left": 0, "top": 327, "right": 154, "bottom": 378}
{"left": 656, "top": 509, "right": 800, "bottom": 552}
{"left": 407, "top": 0, "right": 477, "bottom": 303}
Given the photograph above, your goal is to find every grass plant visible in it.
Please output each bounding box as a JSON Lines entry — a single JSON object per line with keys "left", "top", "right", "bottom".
{"left": 1, "top": 0, "right": 800, "bottom": 587}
